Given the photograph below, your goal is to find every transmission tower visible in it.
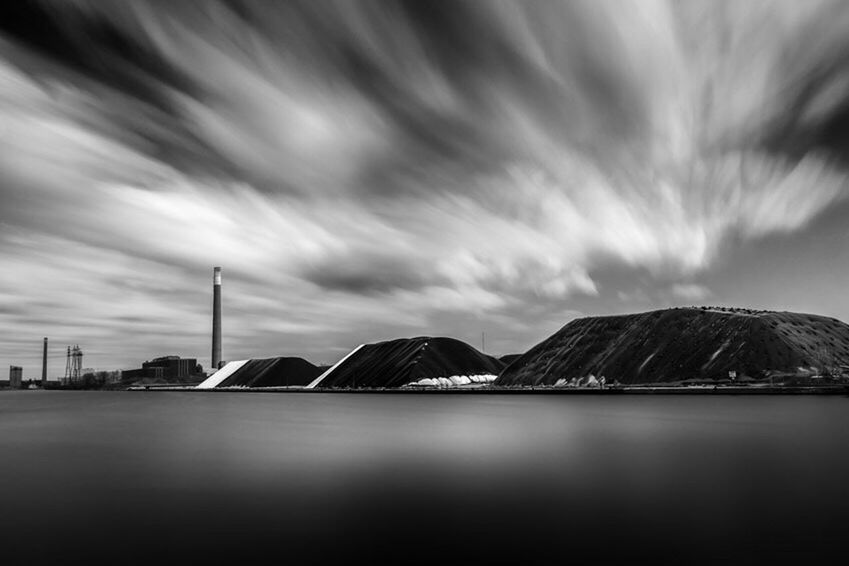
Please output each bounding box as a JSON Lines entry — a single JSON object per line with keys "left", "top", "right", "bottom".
{"left": 65, "top": 345, "right": 83, "bottom": 383}
{"left": 73, "top": 345, "right": 83, "bottom": 381}
{"left": 65, "top": 346, "right": 71, "bottom": 383}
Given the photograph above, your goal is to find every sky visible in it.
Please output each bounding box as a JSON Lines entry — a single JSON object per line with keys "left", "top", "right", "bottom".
{"left": 2, "top": 0, "right": 849, "bottom": 375}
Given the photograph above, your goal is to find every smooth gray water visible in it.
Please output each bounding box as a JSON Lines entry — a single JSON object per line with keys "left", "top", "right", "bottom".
{"left": 1, "top": 391, "right": 848, "bottom": 564}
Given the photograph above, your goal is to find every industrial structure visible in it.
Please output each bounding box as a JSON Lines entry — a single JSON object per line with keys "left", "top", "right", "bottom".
{"left": 64, "top": 345, "right": 83, "bottom": 384}
{"left": 9, "top": 365, "right": 23, "bottom": 389}
{"left": 212, "top": 266, "right": 222, "bottom": 370}
{"left": 41, "top": 337, "right": 48, "bottom": 387}
{"left": 121, "top": 356, "right": 203, "bottom": 383}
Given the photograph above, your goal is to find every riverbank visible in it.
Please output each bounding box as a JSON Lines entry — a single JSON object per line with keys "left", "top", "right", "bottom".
{"left": 126, "top": 384, "right": 849, "bottom": 395}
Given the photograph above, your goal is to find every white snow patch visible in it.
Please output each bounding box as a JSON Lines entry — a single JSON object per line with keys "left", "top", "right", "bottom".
{"left": 196, "top": 360, "right": 249, "bottom": 389}
{"left": 405, "top": 374, "right": 498, "bottom": 388}
{"left": 553, "top": 375, "right": 606, "bottom": 388}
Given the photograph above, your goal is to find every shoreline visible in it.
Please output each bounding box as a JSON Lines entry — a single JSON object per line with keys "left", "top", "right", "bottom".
{"left": 122, "top": 384, "right": 849, "bottom": 395}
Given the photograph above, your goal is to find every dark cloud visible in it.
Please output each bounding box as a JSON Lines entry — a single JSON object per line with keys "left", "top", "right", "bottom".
{"left": 0, "top": 1, "right": 195, "bottom": 111}
{"left": 762, "top": 63, "right": 849, "bottom": 168}
{"left": 303, "top": 252, "right": 433, "bottom": 295}
{"left": 758, "top": 3, "right": 849, "bottom": 167}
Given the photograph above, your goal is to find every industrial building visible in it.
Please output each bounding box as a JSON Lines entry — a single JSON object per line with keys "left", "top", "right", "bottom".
{"left": 9, "top": 365, "right": 23, "bottom": 389}
{"left": 121, "top": 356, "right": 203, "bottom": 383}
{"left": 212, "top": 266, "right": 222, "bottom": 369}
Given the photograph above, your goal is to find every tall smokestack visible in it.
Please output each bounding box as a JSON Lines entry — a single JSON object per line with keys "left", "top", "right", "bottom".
{"left": 41, "top": 337, "right": 47, "bottom": 386}
{"left": 212, "top": 267, "right": 222, "bottom": 370}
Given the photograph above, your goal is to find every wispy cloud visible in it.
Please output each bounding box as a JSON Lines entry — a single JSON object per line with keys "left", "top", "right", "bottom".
{"left": 669, "top": 283, "right": 712, "bottom": 302}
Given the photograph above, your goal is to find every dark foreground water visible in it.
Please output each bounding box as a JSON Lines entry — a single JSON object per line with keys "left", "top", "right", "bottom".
{"left": 1, "top": 392, "right": 848, "bottom": 565}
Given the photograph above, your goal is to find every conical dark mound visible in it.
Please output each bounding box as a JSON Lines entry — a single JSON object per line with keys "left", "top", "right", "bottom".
{"left": 313, "top": 336, "right": 505, "bottom": 388}
{"left": 496, "top": 307, "right": 849, "bottom": 386}
{"left": 216, "top": 357, "right": 322, "bottom": 387}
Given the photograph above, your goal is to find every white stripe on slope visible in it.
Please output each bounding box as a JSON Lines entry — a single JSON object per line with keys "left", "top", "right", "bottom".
{"left": 196, "top": 359, "right": 250, "bottom": 389}
{"left": 306, "top": 344, "right": 365, "bottom": 389}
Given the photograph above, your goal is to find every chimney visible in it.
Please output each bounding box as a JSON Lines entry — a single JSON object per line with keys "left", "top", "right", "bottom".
{"left": 212, "top": 267, "right": 222, "bottom": 370}
{"left": 41, "top": 337, "right": 48, "bottom": 386}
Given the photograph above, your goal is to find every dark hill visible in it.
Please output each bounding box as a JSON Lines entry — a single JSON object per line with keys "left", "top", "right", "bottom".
{"left": 215, "top": 357, "right": 322, "bottom": 387}
{"left": 311, "top": 337, "right": 505, "bottom": 388}
{"left": 496, "top": 307, "right": 849, "bottom": 386}
{"left": 499, "top": 354, "right": 523, "bottom": 365}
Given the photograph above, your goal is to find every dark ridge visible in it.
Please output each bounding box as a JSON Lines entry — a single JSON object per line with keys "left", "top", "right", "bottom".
{"left": 499, "top": 354, "right": 523, "bottom": 365}
{"left": 315, "top": 336, "right": 504, "bottom": 389}
{"left": 496, "top": 307, "right": 849, "bottom": 386}
{"left": 216, "top": 357, "right": 322, "bottom": 388}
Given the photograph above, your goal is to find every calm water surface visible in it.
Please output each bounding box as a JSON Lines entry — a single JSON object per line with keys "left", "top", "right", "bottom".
{"left": 1, "top": 391, "right": 848, "bottom": 564}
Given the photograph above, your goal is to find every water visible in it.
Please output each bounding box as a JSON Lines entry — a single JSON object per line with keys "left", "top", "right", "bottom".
{"left": 1, "top": 391, "right": 848, "bottom": 564}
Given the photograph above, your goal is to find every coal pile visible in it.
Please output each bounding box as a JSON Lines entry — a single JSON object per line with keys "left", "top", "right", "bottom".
{"left": 310, "top": 337, "right": 505, "bottom": 389}
{"left": 496, "top": 307, "right": 849, "bottom": 386}
{"left": 202, "top": 357, "right": 323, "bottom": 388}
